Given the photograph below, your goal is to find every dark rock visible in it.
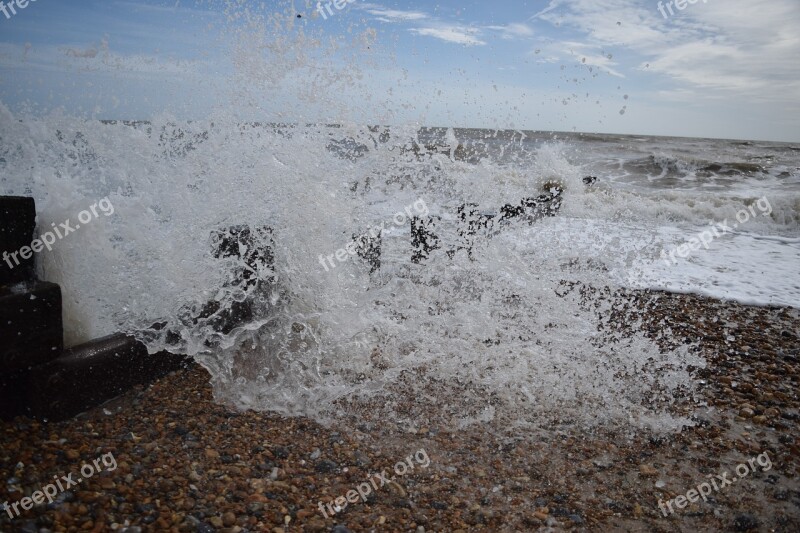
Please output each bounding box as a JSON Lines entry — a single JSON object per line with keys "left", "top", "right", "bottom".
{"left": 273, "top": 447, "right": 290, "bottom": 459}
{"left": 568, "top": 514, "right": 584, "bottom": 524}
{"left": 733, "top": 514, "right": 760, "bottom": 531}
{"left": 315, "top": 460, "right": 338, "bottom": 473}
{"left": 16, "top": 520, "right": 38, "bottom": 533}
{"left": 391, "top": 498, "right": 410, "bottom": 508}
{"left": 134, "top": 502, "right": 156, "bottom": 513}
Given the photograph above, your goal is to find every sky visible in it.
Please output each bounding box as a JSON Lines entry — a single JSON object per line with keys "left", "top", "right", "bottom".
{"left": 0, "top": 0, "right": 798, "bottom": 142}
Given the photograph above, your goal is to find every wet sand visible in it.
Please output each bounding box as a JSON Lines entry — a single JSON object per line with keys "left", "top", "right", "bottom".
{"left": 1, "top": 291, "right": 799, "bottom": 532}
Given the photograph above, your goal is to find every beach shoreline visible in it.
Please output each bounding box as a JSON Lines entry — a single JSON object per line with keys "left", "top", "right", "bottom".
{"left": 1, "top": 290, "right": 798, "bottom": 532}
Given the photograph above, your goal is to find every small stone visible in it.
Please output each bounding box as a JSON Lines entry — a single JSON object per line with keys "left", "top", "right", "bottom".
{"left": 592, "top": 457, "right": 613, "bottom": 470}
{"left": 247, "top": 502, "right": 265, "bottom": 513}
{"left": 568, "top": 514, "right": 584, "bottom": 524}
{"left": 739, "top": 408, "right": 754, "bottom": 418}
{"left": 205, "top": 449, "right": 220, "bottom": 460}
{"left": 639, "top": 464, "right": 659, "bottom": 477}
{"left": 305, "top": 517, "right": 326, "bottom": 532}
{"left": 209, "top": 516, "right": 223, "bottom": 528}
{"left": 733, "top": 514, "right": 759, "bottom": 531}
{"left": 66, "top": 450, "right": 80, "bottom": 460}
{"left": 315, "top": 460, "right": 338, "bottom": 473}
{"left": 222, "top": 512, "right": 237, "bottom": 527}
{"left": 388, "top": 481, "right": 407, "bottom": 498}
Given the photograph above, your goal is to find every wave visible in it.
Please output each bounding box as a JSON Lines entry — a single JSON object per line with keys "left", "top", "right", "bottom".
{"left": 1, "top": 106, "right": 720, "bottom": 432}
{"left": 628, "top": 154, "right": 768, "bottom": 178}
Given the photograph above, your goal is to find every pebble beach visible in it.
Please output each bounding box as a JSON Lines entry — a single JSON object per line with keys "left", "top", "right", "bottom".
{"left": 1, "top": 290, "right": 798, "bottom": 533}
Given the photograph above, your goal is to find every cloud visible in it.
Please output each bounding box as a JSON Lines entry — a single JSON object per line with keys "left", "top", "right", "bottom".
{"left": 559, "top": 41, "right": 624, "bottom": 78}
{"left": 0, "top": 41, "right": 202, "bottom": 78}
{"left": 530, "top": 0, "right": 800, "bottom": 102}
{"left": 359, "top": 4, "right": 429, "bottom": 23}
{"left": 360, "top": 3, "right": 489, "bottom": 46}
{"left": 486, "top": 23, "right": 534, "bottom": 40}
{"left": 410, "top": 26, "right": 486, "bottom": 46}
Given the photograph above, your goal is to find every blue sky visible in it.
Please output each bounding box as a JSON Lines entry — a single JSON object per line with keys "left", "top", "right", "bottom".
{"left": 0, "top": 0, "right": 798, "bottom": 141}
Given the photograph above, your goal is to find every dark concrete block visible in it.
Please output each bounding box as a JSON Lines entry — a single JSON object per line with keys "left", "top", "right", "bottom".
{"left": 352, "top": 230, "right": 382, "bottom": 273}
{"left": 142, "top": 224, "right": 277, "bottom": 347}
{"left": 25, "top": 334, "right": 187, "bottom": 421}
{"left": 0, "top": 369, "right": 28, "bottom": 420}
{"left": 0, "top": 196, "right": 37, "bottom": 285}
{"left": 210, "top": 224, "right": 275, "bottom": 287}
{"left": 451, "top": 203, "right": 496, "bottom": 260}
{"left": 411, "top": 216, "right": 441, "bottom": 264}
{"left": 0, "top": 280, "right": 63, "bottom": 372}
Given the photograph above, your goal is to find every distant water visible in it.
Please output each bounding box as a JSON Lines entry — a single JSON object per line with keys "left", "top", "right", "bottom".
{"left": 452, "top": 129, "right": 800, "bottom": 308}
{"left": 2, "top": 110, "right": 797, "bottom": 431}
{"left": 390, "top": 127, "right": 800, "bottom": 307}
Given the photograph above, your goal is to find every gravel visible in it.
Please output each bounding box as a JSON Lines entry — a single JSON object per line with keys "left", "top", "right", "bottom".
{"left": 1, "top": 290, "right": 798, "bottom": 532}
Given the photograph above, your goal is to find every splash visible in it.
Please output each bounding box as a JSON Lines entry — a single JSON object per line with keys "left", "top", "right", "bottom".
{"left": 0, "top": 1, "right": 710, "bottom": 433}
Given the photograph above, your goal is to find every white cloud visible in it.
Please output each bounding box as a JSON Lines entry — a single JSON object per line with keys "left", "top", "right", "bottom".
{"left": 531, "top": 0, "right": 800, "bottom": 103}
{"left": 359, "top": 4, "right": 429, "bottom": 23}
{"left": 539, "top": 40, "right": 626, "bottom": 78}
{"left": 486, "top": 23, "right": 534, "bottom": 40}
{"left": 410, "top": 26, "right": 486, "bottom": 47}
{"left": 360, "top": 3, "right": 497, "bottom": 46}
{"left": 0, "top": 41, "right": 202, "bottom": 77}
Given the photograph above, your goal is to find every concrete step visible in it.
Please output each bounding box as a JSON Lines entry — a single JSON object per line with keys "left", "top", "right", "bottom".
{"left": 0, "top": 280, "right": 63, "bottom": 372}
{"left": 0, "top": 196, "right": 37, "bottom": 285}
{"left": 24, "top": 334, "right": 188, "bottom": 421}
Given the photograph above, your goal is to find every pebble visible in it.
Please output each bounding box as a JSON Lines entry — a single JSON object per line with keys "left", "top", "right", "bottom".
{"left": 222, "top": 512, "right": 237, "bottom": 527}
{"left": 639, "top": 464, "right": 658, "bottom": 477}
{"left": 0, "top": 292, "right": 796, "bottom": 533}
